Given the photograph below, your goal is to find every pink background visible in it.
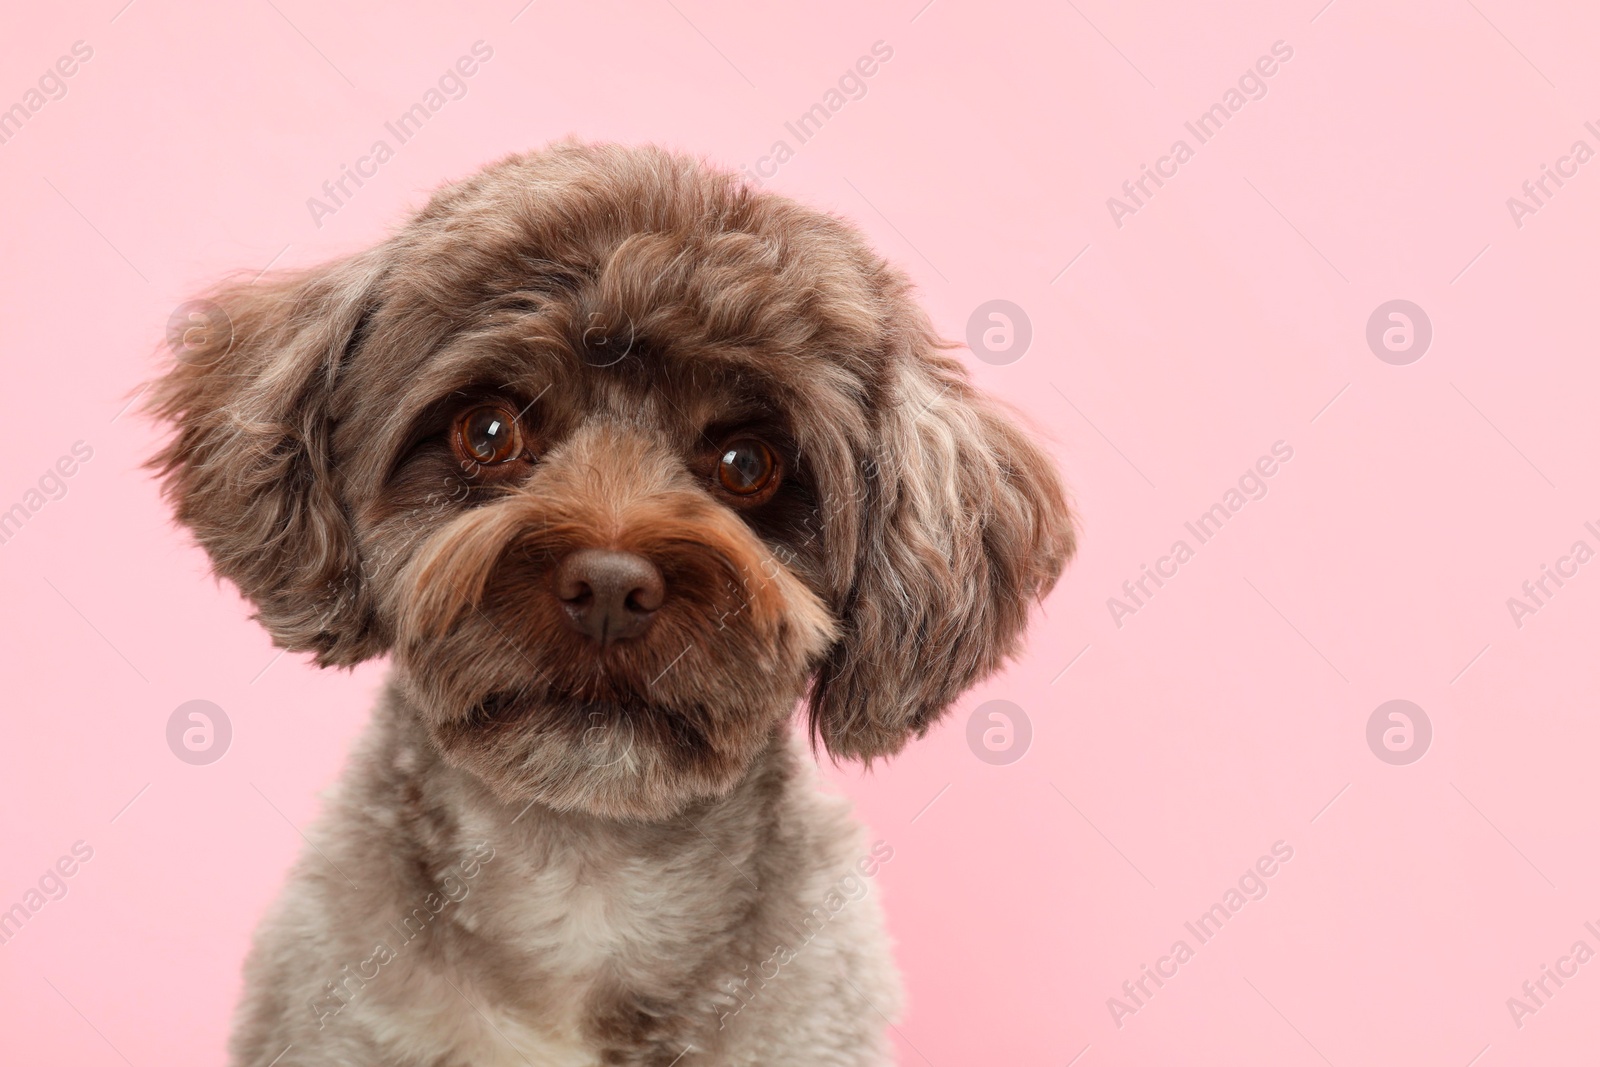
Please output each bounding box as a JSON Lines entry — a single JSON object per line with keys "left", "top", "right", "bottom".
{"left": 3, "top": 1, "right": 1598, "bottom": 1063}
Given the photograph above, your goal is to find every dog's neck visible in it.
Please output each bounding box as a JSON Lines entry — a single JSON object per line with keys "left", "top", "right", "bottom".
{"left": 359, "top": 677, "right": 809, "bottom": 910}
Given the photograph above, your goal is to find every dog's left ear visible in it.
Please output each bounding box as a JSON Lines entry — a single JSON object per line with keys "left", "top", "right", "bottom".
{"left": 809, "top": 317, "right": 1075, "bottom": 762}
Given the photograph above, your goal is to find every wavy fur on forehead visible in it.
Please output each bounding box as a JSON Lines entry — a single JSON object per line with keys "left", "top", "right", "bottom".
{"left": 148, "top": 140, "right": 1075, "bottom": 765}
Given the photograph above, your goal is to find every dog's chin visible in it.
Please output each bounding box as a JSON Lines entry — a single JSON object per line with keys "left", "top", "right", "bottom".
{"left": 416, "top": 682, "right": 799, "bottom": 822}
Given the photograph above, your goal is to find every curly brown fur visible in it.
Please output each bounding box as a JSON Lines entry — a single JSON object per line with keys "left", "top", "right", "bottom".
{"left": 149, "top": 142, "right": 1073, "bottom": 1065}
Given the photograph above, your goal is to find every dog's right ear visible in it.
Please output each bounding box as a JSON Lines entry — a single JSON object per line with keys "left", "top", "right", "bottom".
{"left": 148, "top": 252, "right": 389, "bottom": 666}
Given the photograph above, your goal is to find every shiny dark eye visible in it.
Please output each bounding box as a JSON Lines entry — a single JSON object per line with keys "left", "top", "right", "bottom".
{"left": 716, "top": 437, "right": 779, "bottom": 499}
{"left": 452, "top": 403, "right": 526, "bottom": 467}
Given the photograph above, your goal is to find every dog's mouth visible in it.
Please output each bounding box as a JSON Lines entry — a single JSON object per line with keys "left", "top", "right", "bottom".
{"left": 465, "top": 687, "right": 715, "bottom": 770}
{"left": 404, "top": 615, "right": 812, "bottom": 817}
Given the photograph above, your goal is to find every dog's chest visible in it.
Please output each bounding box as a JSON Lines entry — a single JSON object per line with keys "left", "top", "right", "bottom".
{"left": 439, "top": 837, "right": 724, "bottom": 1061}
{"left": 488, "top": 848, "right": 689, "bottom": 975}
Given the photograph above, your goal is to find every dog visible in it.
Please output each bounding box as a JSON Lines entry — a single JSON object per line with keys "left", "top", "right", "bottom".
{"left": 150, "top": 142, "right": 1074, "bottom": 1066}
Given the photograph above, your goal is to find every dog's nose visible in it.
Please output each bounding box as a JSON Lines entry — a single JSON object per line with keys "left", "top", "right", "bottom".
{"left": 552, "top": 548, "right": 664, "bottom": 645}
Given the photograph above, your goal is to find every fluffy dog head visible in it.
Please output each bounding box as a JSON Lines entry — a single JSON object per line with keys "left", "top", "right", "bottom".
{"left": 150, "top": 143, "right": 1074, "bottom": 819}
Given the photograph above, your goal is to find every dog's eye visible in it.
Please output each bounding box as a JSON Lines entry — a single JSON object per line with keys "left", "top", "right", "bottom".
{"left": 453, "top": 403, "right": 526, "bottom": 467}
{"left": 716, "top": 437, "right": 779, "bottom": 499}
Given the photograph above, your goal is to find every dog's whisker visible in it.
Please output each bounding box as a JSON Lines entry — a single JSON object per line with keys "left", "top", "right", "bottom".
{"left": 650, "top": 645, "right": 692, "bottom": 688}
